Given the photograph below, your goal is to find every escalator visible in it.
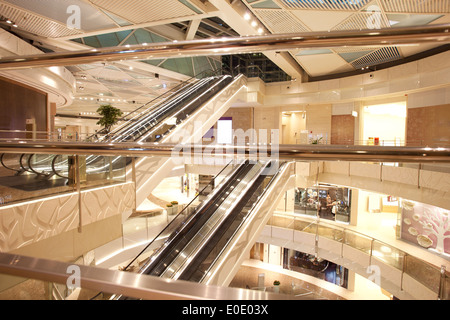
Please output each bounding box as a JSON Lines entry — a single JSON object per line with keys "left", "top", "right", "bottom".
{"left": 115, "top": 159, "right": 291, "bottom": 299}
{"left": 104, "top": 75, "right": 233, "bottom": 143}
{"left": 0, "top": 74, "right": 237, "bottom": 190}
{"left": 139, "top": 160, "right": 265, "bottom": 277}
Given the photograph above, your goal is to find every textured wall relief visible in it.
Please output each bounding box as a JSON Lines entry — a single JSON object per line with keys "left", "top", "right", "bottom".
{"left": 0, "top": 194, "right": 79, "bottom": 251}
{"left": 401, "top": 199, "right": 450, "bottom": 255}
{"left": 0, "top": 183, "right": 135, "bottom": 252}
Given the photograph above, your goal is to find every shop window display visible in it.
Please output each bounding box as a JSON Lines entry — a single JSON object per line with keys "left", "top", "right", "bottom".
{"left": 283, "top": 249, "right": 348, "bottom": 289}
{"left": 294, "top": 185, "right": 351, "bottom": 223}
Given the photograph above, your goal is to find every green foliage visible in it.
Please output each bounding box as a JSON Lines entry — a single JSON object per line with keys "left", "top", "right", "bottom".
{"left": 310, "top": 137, "right": 323, "bottom": 144}
{"left": 96, "top": 104, "right": 123, "bottom": 133}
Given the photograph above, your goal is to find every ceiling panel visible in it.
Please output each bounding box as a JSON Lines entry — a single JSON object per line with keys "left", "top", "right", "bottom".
{"left": 381, "top": 0, "right": 450, "bottom": 13}
{"left": 253, "top": 9, "right": 309, "bottom": 33}
{"left": 90, "top": 0, "right": 200, "bottom": 24}
{"left": 4, "top": 0, "right": 118, "bottom": 31}
{"left": 278, "top": 0, "right": 371, "bottom": 10}
{"left": 295, "top": 52, "right": 354, "bottom": 77}
{"left": 0, "top": 2, "right": 83, "bottom": 38}
{"left": 350, "top": 46, "right": 402, "bottom": 69}
{"left": 291, "top": 10, "right": 353, "bottom": 31}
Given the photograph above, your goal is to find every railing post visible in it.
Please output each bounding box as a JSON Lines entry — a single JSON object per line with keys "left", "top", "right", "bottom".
{"left": 439, "top": 265, "right": 446, "bottom": 300}
{"left": 132, "top": 157, "right": 137, "bottom": 215}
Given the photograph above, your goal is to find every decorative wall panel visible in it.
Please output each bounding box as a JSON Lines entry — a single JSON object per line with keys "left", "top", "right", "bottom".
{"left": 0, "top": 182, "right": 135, "bottom": 252}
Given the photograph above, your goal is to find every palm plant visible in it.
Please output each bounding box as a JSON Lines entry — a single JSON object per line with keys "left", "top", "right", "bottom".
{"left": 96, "top": 104, "right": 123, "bottom": 133}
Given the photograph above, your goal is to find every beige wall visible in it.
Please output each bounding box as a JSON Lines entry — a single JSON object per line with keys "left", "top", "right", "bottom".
{"left": 282, "top": 112, "right": 306, "bottom": 144}
{"left": 306, "top": 104, "right": 332, "bottom": 144}
{"left": 254, "top": 107, "right": 282, "bottom": 144}
{"left": 221, "top": 107, "right": 253, "bottom": 133}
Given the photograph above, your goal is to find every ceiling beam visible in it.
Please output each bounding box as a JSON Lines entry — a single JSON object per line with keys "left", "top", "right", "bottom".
{"left": 186, "top": 19, "right": 201, "bottom": 40}
{"left": 207, "top": 0, "right": 305, "bottom": 80}
{"left": 51, "top": 12, "right": 220, "bottom": 41}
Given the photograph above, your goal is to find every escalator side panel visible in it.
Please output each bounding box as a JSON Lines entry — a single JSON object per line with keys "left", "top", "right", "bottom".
{"left": 139, "top": 160, "right": 254, "bottom": 276}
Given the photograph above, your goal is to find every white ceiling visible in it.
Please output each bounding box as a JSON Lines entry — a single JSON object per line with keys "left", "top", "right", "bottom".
{"left": 0, "top": 0, "right": 449, "bottom": 115}
{"left": 243, "top": 0, "right": 450, "bottom": 77}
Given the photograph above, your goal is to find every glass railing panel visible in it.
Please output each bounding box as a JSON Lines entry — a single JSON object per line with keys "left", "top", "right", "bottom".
{"left": 84, "top": 155, "right": 127, "bottom": 186}
{"left": 404, "top": 255, "right": 441, "bottom": 294}
{"left": 271, "top": 213, "right": 295, "bottom": 229}
{"left": 317, "top": 223, "right": 344, "bottom": 242}
{"left": 0, "top": 153, "right": 129, "bottom": 207}
{"left": 293, "top": 218, "right": 317, "bottom": 234}
{"left": 343, "top": 229, "right": 372, "bottom": 254}
{"left": 371, "top": 240, "right": 405, "bottom": 270}
{"left": 0, "top": 153, "right": 75, "bottom": 205}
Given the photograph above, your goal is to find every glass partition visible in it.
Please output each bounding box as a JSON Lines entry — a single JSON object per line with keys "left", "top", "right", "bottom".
{"left": 0, "top": 153, "right": 128, "bottom": 206}
{"left": 371, "top": 240, "right": 405, "bottom": 270}
{"left": 343, "top": 229, "right": 372, "bottom": 254}
{"left": 404, "top": 255, "right": 442, "bottom": 294}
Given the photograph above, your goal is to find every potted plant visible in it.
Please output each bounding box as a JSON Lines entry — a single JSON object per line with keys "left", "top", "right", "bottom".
{"left": 96, "top": 104, "right": 123, "bottom": 133}
{"left": 166, "top": 203, "right": 174, "bottom": 215}
{"left": 310, "top": 137, "right": 323, "bottom": 144}
{"left": 171, "top": 201, "right": 179, "bottom": 215}
{"left": 273, "top": 280, "right": 280, "bottom": 293}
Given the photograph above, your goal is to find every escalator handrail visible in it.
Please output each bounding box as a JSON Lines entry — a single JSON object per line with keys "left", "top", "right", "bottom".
{"left": 121, "top": 159, "right": 239, "bottom": 272}
{"left": 192, "top": 161, "right": 285, "bottom": 283}
{"left": 162, "top": 160, "right": 270, "bottom": 280}
{"left": 89, "top": 68, "right": 225, "bottom": 140}
{"left": 138, "top": 160, "right": 254, "bottom": 277}
{"left": 114, "top": 77, "right": 216, "bottom": 143}
{"left": 104, "top": 79, "right": 202, "bottom": 142}
{"left": 136, "top": 160, "right": 248, "bottom": 275}
{"left": 138, "top": 75, "right": 233, "bottom": 143}
{"left": 0, "top": 153, "right": 22, "bottom": 174}
{"left": 27, "top": 154, "right": 55, "bottom": 177}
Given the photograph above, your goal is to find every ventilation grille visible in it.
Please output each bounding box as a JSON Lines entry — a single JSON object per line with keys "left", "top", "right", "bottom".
{"left": 333, "top": 46, "right": 384, "bottom": 53}
{"left": 254, "top": 9, "right": 310, "bottom": 33}
{"left": 279, "top": 0, "right": 371, "bottom": 11}
{"left": 350, "top": 47, "right": 402, "bottom": 69}
{"left": 91, "top": 0, "right": 198, "bottom": 24}
{"left": 0, "top": 3, "right": 83, "bottom": 38}
{"left": 332, "top": 11, "right": 390, "bottom": 30}
{"left": 381, "top": 0, "right": 450, "bottom": 13}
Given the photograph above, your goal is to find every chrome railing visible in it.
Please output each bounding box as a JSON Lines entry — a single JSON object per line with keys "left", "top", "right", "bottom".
{"left": 0, "top": 24, "right": 449, "bottom": 69}
{"left": 0, "top": 251, "right": 295, "bottom": 300}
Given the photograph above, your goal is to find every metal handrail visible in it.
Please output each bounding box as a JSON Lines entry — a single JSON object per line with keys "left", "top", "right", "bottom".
{"left": 0, "top": 142, "right": 448, "bottom": 162}
{"left": 0, "top": 24, "right": 449, "bottom": 69}
{"left": 0, "top": 252, "right": 295, "bottom": 300}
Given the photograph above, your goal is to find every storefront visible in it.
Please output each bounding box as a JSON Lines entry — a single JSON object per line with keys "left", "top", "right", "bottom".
{"left": 294, "top": 184, "right": 352, "bottom": 223}
{"left": 283, "top": 248, "right": 348, "bottom": 289}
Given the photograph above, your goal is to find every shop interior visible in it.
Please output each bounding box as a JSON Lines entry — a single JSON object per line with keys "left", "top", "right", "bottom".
{"left": 283, "top": 248, "right": 348, "bottom": 289}
{"left": 294, "top": 184, "right": 352, "bottom": 223}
